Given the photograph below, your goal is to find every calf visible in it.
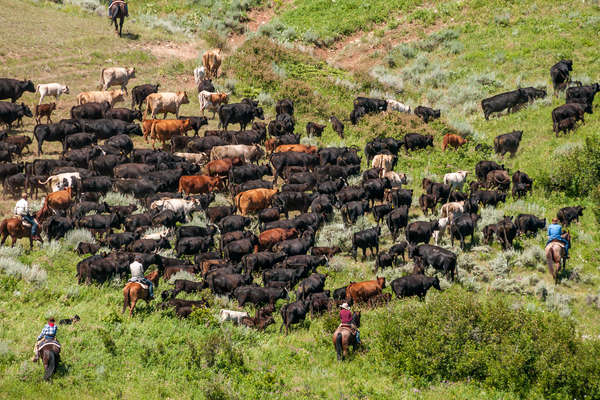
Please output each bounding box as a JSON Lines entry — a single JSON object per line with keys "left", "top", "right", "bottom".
{"left": 494, "top": 130, "right": 523, "bottom": 158}
{"left": 306, "top": 122, "right": 326, "bottom": 137}
{"left": 419, "top": 194, "right": 436, "bottom": 215}
{"left": 36, "top": 83, "right": 69, "bottom": 104}
{"left": 329, "top": 115, "right": 344, "bottom": 138}
{"left": 352, "top": 226, "right": 381, "bottom": 260}
{"left": 219, "top": 309, "right": 249, "bottom": 324}
{"left": 35, "top": 103, "right": 56, "bottom": 124}
{"left": 442, "top": 134, "right": 467, "bottom": 151}
{"left": 414, "top": 106, "right": 440, "bottom": 123}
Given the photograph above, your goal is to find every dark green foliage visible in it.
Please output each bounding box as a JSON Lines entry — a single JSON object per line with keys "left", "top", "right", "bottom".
{"left": 372, "top": 288, "right": 600, "bottom": 398}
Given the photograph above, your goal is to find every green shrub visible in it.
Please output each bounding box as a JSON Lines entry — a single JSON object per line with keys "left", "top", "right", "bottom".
{"left": 372, "top": 288, "right": 600, "bottom": 398}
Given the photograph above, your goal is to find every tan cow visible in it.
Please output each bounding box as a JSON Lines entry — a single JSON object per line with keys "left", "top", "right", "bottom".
{"left": 371, "top": 154, "right": 396, "bottom": 171}
{"left": 77, "top": 89, "right": 125, "bottom": 106}
{"left": 274, "top": 144, "right": 318, "bottom": 154}
{"left": 235, "top": 188, "right": 278, "bottom": 216}
{"left": 198, "top": 90, "right": 228, "bottom": 118}
{"left": 100, "top": 67, "right": 136, "bottom": 94}
{"left": 145, "top": 92, "right": 190, "bottom": 119}
{"left": 202, "top": 49, "right": 222, "bottom": 79}
{"left": 174, "top": 152, "right": 209, "bottom": 165}
{"left": 150, "top": 119, "right": 193, "bottom": 150}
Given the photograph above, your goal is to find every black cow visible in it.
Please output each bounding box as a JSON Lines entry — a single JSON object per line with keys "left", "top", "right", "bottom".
{"left": 70, "top": 201, "right": 111, "bottom": 219}
{"left": 566, "top": 83, "right": 600, "bottom": 106}
{"left": 341, "top": 200, "right": 370, "bottom": 225}
{"left": 317, "top": 178, "right": 345, "bottom": 197}
{"left": 76, "top": 213, "right": 121, "bottom": 236}
{"left": 63, "top": 133, "right": 97, "bottom": 153}
{"left": 422, "top": 179, "right": 451, "bottom": 205}
{"left": 390, "top": 188, "right": 413, "bottom": 208}
{"left": 219, "top": 215, "right": 251, "bottom": 234}
{"left": 296, "top": 273, "right": 326, "bottom": 300}
{"left": 172, "top": 279, "right": 205, "bottom": 296}
{"left": 550, "top": 60, "right": 572, "bottom": 95}
{"left": 389, "top": 241, "right": 408, "bottom": 265}
{"left": 375, "top": 251, "right": 395, "bottom": 271}
{"left": 114, "top": 178, "right": 158, "bottom": 198}
{"left": 271, "top": 192, "right": 316, "bottom": 219}
{"left": 386, "top": 206, "right": 409, "bottom": 241}
{"left": 272, "top": 230, "right": 314, "bottom": 257}
{"left": 391, "top": 275, "right": 441, "bottom": 300}
{"left": 153, "top": 209, "right": 186, "bottom": 228}
{"left": 0, "top": 79, "right": 35, "bottom": 102}
{"left": 310, "top": 195, "right": 334, "bottom": 219}
{"left": 70, "top": 101, "right": 111, "bottom": 120}
{"left": 335, "top": 185, "right": 366, "bottom": 206}
{"left": 105, "top": 108, "right": 143, "bottom": 123}
{"left": 276, "top": 99, "right": 294, "bottom": 115}
{"left": 79, "top": 119, "right": 142, "bottom": 139}
{"left": 557, "top": 206, "right": 584, "bottom": 226}
{"left": 79, "top": 176, "right": 112, "bottom": 194}
{"left": 495, "top": 216, "right": 517, "bottom": 249}
{"left": 43, "top": 215, "right": 74, "bottom": 240}
{"left": 230, "top": 164, "right": 272, "bottom": 184}
{"left": 552, "top": 103, "right": 586, "bottom": 135}
{"left": 208, "top": 273, "right": 252, "bottom": 296}
{"left": 288, "top": 172, "right": 317, "bottom": 188}
{"left": 515, "top": 214, "right": 546, "bottom": 236}
{"left": 233, "top": 286, "right": 288, "bottom": 307}
{"left": 129, "top": 237, "right": 171, "bottom": 253}
{"left": 354, "top": 97, "right": 387, "bottom": 113}
{"left": 76, "top": 242, "right": 101, "bottom": 256}
{"left": 242, "top": 251, "right": 286, "bottom": 275}
{"left": 372, "top": 204, "right": 392, "bottom": 225}
{"left": 280, "top": 299, "right": 310, "bottom": 334}
{"left": 521, "top": 87, "right": 547, "bottom": 102}
{"left": 472, "top": 190, "right": 506, "bottom": 207}
{"left": 186, "top": 136, "right": 227, "bottom": 153}
{"left": 218, "top": 103, "right": 264, "bottom": 131}
{"left": 494, "top": 130, "right": 523, "bottom": 158}
{"left": 419, "top": 194, "right": 436, "bottom": 215}
{"left": 404, "top": 133, "right": 433, "bottom": 152}
{"left": 306, "top": 122, "right": 326, "bottom": 137}
{"left": 105, "top": 134, "right": 134, "bottom": 155}
{"left": 414, "top": 106, "right": 440, "bottom": 123}
{"left": 270, "top": 152, "right": 319, "bottom": 184}
{"left": 352, "top": 226, "right": 381, "bottom": 260}
{"left": 106, "top": 232, "right": 139, "bottom": 249}
{"left": 409, "top": 244, "right": 457, "bottom": 281}
{"left": 197, "top": 79, "right": 215, "bottom": 93}
{"left": 364, "top": 138, "right": 402, "bottom": 163}
{"left": 329, "top": 115, "right": 344, "bottom": 138}
{"left": 178, "top": 116, "right": 208, "bottom": 136}
{"left": 333, "top": 286, "right": 348, "bottom": 301}
{"left": 362, "top": 178, "right": 390, "bottom": 208}
{"left": 481, "top": 88, "right": 528, "bottom": 120}
{"left": 0, "top": 102, "right": 33, "bottom": 130}
{"left": 565, "top": 97, "right": 593, "bottom": 114}
{"left": 406, "top": 220, "right": 439, "bottom": 245}
{"left": 475, "top": 161, "right": 505, "bottom": 183}
{"left": 231, "top": 179, "right": 273, "bottom": 196}
{"left": 131, "top": 84, "right": 159, "bottom": 110}
{"left": 449, "top": 213, "right": 479, "bottom": 249}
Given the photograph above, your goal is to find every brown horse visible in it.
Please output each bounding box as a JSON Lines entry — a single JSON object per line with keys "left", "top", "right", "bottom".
{"left": 332, "top": 311, "right": 361, "bottom": 361}
{"left": 39, "top": 341, "right": 61, "bottom": 381}
{"left": 109, "top": 0, "right": 127, "bottom": 37}
{"left": 122, "top": 270, "right": 160, "bottom": 316}
{"left": 546, "top": 231, "right": 571, "bottom": 283}
{"left": 0, "top": 208, "right": 45, "bottom": 248}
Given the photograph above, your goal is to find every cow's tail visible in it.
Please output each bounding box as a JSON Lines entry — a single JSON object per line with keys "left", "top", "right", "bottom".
{"left": 35, "top": 84, "right": 40, "bottom": 93}
{"left": 144, "top": 98, "right": 151, "bottom": 120}
{"left": 99, "top": 68, "right": 106, "bottom": 90}
{"left": 279, "top": 304, "right": 288, "bottom": 334}
{"left": 38, "top": 176, "right": 52, "bottom": 185}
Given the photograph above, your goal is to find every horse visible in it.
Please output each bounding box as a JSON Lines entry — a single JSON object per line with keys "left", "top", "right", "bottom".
{"left": 546, "top": 231, "right": 571, "bottom": 283}
{"left": 332, "top": 311, "right": 361, "bottom": 361}
{"left": 122, "top": 270, "right": 160, "bottom": 316}
{"left": 0, "top": 208, "right": 45, "bottom": 248}
{"left": 39, "top": 340, "right": 61, "bottom": 381}
{"left": 109, "top": 0, "right": 127, "bottom": 37}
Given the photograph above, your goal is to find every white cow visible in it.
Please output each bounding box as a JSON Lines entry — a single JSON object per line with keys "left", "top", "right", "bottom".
{"left": 443, "top": 170, "right": 470, "bottom": 191}
{"left": 100, "top": 67, "right": 136, "bottom": 94}
{"left": 150, "top": 198, "right": 200, "bottom": 218}
{"left": 142, "top": 228, "right": 171, "bottom": 240}
{"left": 145, "top": 92, "right": 190, "bottom": 119}
{"left": 371, "top": 153, "right": 397, "bottom": 171}
{"left": 198, "top": 90, "right": 228, "bottom": 118}
{"left": 77, "top": 89, "right": 125, "bottom": 106}
{"left": 36, "top": 83, "right": 69, "bottom": 105}
{"left": 193, "top": 66, "right": 206, "bottom": 86}
{"left": 174, "top": 152, "right": 209, "bottom": 165}
{"left": 38, "top": 172, "right": 80, "bottom": 192}
{"left": 386, "top": 99, "right": 411, "bottom": 113}
{"left": 440, "top": 201, "right": 465, "bottom": 219}
{"left": 219, "top": 309, "right": 249, "bottom": 324}
{"left": 379, "top": 169, "right": 407, "bottom": 185}
{"left": 432, "top": 217, "right": 449, "bottom": 245}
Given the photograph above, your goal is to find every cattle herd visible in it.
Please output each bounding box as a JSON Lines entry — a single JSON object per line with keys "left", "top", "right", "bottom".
{"left": 0, "top": 55, "right": 592, "bottom": 338}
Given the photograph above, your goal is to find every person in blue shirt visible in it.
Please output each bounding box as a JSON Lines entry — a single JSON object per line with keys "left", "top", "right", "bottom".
{"left": 547, "top": 217, "right": 569, "bottom": 258}
{"left": 32, "top": 317, "right": 57, "bottom": 362}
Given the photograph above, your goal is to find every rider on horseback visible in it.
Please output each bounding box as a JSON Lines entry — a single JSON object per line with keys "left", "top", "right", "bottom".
{"left": 31, "top": 317, "right": 57, "bottom": 362}
{"left": 108, "top": 0, "right": 128, "bottom": 18}
{"left": 547, "top": 217, "right": 569, "bottom": 259}
{"left": 15, "top": 193, "right": 41, "bottom": 242}
{"left": 339, "top": 303, "right": 360, "bottom": 344}
{"left": 129, "top": 257, "right": 154, "bottom": 299}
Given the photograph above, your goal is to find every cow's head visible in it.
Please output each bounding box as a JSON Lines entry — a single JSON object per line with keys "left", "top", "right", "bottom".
{"left": 20, "top": 103, "right": 33, "bottom": 118}
{"left": 127, "top": 67, "right": 136, "bottom": 78}
{"left": 23, "top": 80, "right": 35, "bottom": 92}
{"left": 577, "top": 206, "right": 585, "bottom": 216}
{"left": 178, "top": 91, "right": 190, "bottom": 105}
{"left": 376, "top": 276, "right": 386, "bottom": 289}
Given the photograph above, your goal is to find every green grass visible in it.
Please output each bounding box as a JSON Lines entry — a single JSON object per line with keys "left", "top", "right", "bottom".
{"left": 2, "top": 0, "right": 600, "bottom": 398}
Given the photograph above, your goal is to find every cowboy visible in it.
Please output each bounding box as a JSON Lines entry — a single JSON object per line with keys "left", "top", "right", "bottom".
{"left": 108, "top": 0, "right": 128, "bottom": 18}
{"left": 14, "top": 193, "right": 41, "bottom": 242}
{"left": 32, "top": 317, "right": 57, "bottom": 362}
{"left": 339, "top": 303, "right": 360, "bottom": 344}
{"left": 547, "top": 217, "right": 569, "bottom": 259}
{"left": 129, "top": 256, "right": 153, "bottom": 299}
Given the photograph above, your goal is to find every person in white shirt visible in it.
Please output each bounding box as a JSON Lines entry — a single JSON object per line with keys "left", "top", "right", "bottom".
{"left": 129, "top": 257, "right": 153, "bottom": 299}
{"left": 14, "top": 193, "right": 41, "bottom": 241}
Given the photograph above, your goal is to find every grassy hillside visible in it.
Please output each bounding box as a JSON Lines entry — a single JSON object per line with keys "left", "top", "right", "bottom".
{"left": 2, "top": 0, "right": 600, "bottom": 399}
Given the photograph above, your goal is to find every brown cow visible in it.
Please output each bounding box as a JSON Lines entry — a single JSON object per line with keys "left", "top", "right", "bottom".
{"left": 39, "top": 187, "right": 73, "bottom": 219}
{"left": 486, "top": 170, "right": 511, "bottom": 191}
{"left": 35, "top": 103, "right": 56, "bottom": 124}
{"left": 199, "top": 91, "right": 228, "bottom": 118}
{"left": 163, "top": 266, "right": 198, "bottom": 280}
{"left": 150, "top": 119, "right": 192, "bottom": 150}
{"left": 234, "top": 188, "right": 278, "bottom": 216}
{"left": 265, "top": 138, "right": 277, "bottom": 155}
{"left": 142, "top": 119, "right": 159, "bottom": 143}
{"left": 178, "top": 175, "right": 223, "bottom": 195}
{"left": 441, "top": 134, "right": 467, "bottom": 151}
{"left": 345, "top": 277, "right": 386, "bottom": 303}
{"left": 258, "top": 227, "right": 299, "bottom": 250}
{"left": 202, "top": 49, "right": 222, "bottom": 79}
{"left": 274, "top": 144, "right": 318, "bottom": 154}
{"left": 205, "top": 158, "right": 241, "bottom": 177}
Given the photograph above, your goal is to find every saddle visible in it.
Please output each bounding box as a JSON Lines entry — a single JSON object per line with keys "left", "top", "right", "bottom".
{"left": 337, "top": 323, "right": 356, "bottom": 335}
{"left": 14, "top": 215, "right": 31, "bottom": 228}
{"left": 37, "top": 338, "right": 61, "bottom": 355}
{"left": 128, "top": 277, "right": 149, "bottom": 290}
{"left": 546, "top": 240, "right": 565, "bottom": 252}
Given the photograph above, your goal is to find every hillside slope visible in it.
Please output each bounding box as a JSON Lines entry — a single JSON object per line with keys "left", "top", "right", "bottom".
{"left": 1, "top": 0, "right": 600, "bottom": 399}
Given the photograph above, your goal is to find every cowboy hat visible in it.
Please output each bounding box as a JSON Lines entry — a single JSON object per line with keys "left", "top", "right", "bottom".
{"left": 340, "top": 303, "right": 350, "bottom": 310}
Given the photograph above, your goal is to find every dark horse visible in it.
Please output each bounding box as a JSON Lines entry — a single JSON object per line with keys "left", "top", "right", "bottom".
{"left": 546, "top": 231, "right": 571, "bottom": 283}
{"left": 332, "top": 311, "right": 361, "bottom": 361}
{"left": 39, "top": 341, "right": 61, "bottom": 381}
{"left": 0, "top": 208, "right": 45, "bottom": 249}
{"left": 109, "top": 1, "right": 127, "bottom": 37}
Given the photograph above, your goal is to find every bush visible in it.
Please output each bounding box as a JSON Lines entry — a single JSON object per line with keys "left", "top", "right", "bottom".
{"left": 372, "top": 288, "right": 600, "bottom": 398}
{"left": 0, "top": 257, "right": 47, "bottom": 286}
{"left": 63, "top": 228, "right": 95, "bottom": 249}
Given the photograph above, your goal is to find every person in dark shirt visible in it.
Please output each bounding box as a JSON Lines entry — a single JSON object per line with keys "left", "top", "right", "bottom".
{"left": 32, "top": 317, "right": 57, "bottom": 362}
{"left": 339, "top": 303, "right": 360, "bottom": 344}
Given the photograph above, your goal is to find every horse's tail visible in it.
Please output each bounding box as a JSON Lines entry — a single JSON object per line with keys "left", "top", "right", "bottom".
{"left": 43, "top": 350, "right": 56, "bottom": 381}
{"left": 546, "top": 245, "right": 555, "bottom": 278}
{"left": 122, "top": 285, "right": 130, "bottom": 314}
{"left": 335, "top": 332, "right": 343, "bottom": 361}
